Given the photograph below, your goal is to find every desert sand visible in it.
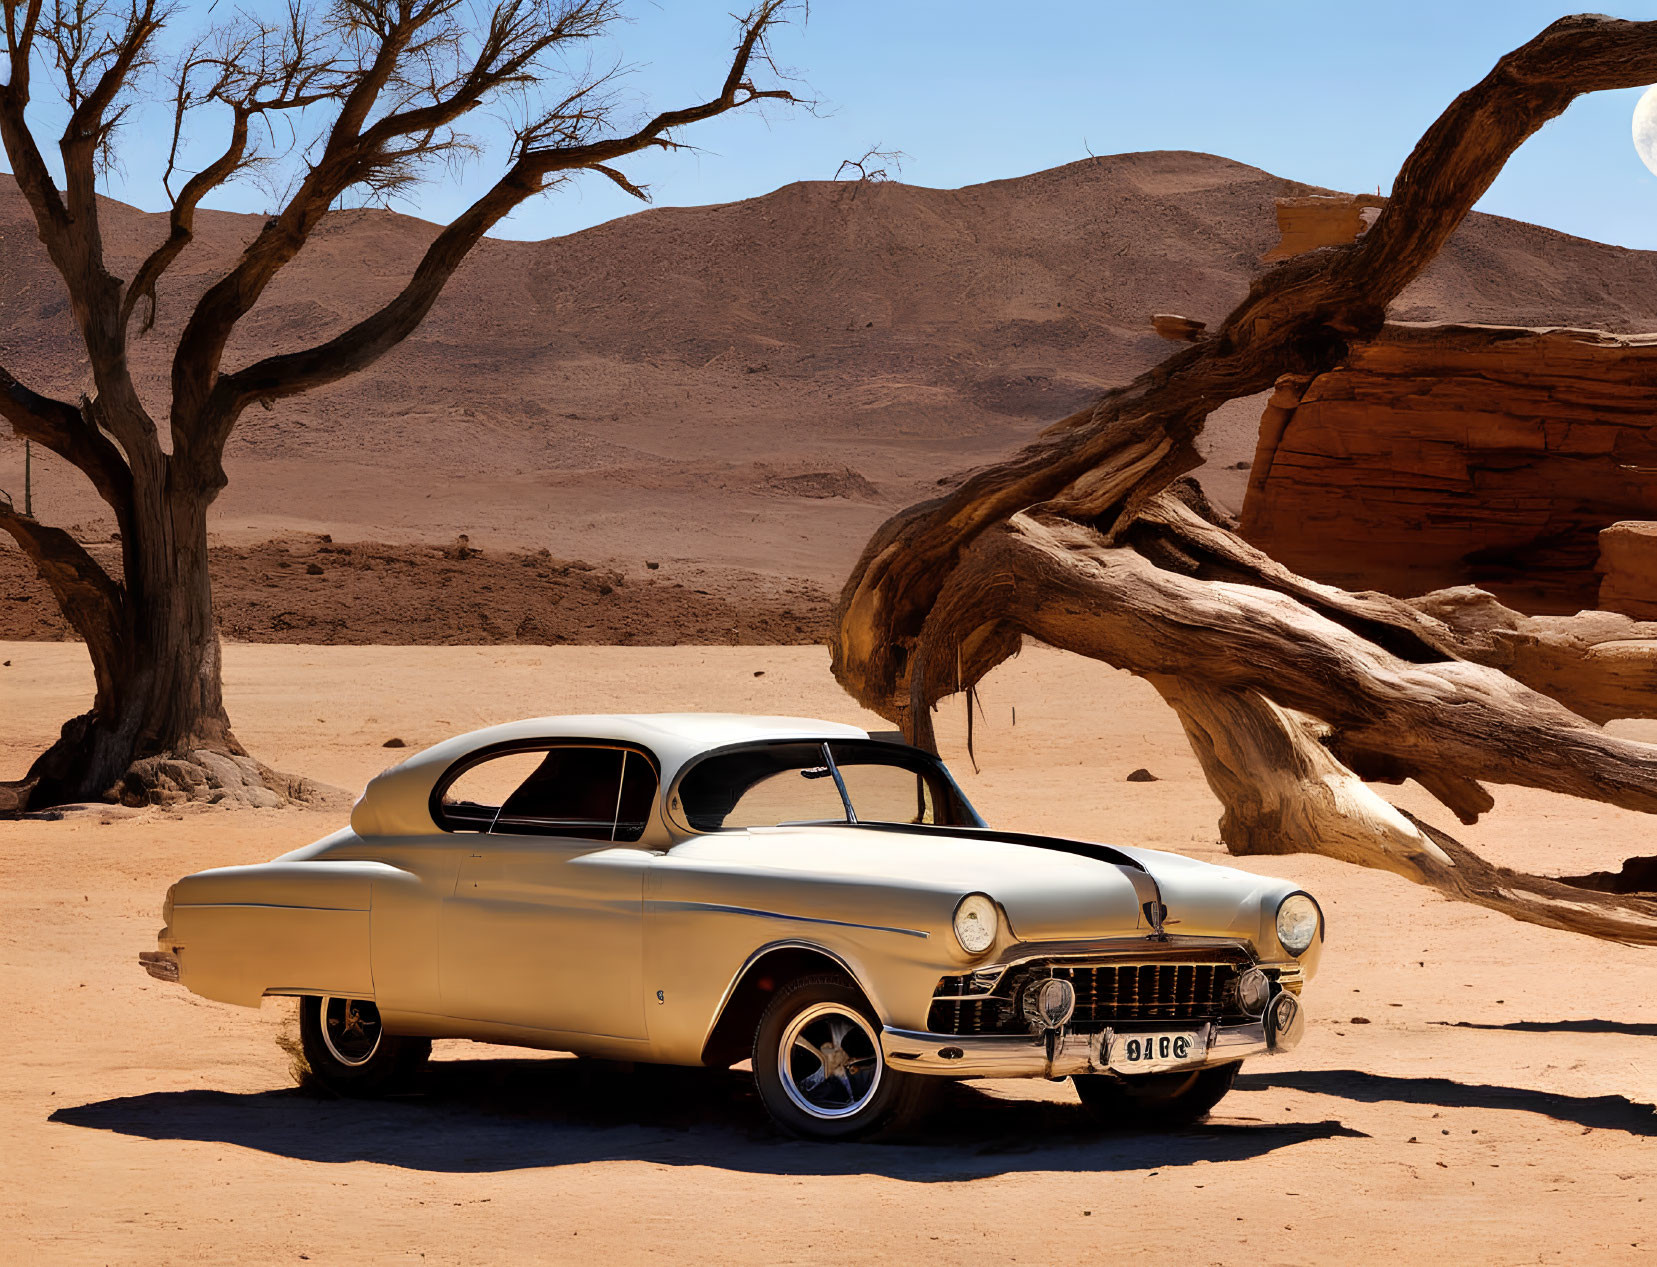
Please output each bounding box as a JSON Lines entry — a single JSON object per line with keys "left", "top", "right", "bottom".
{"left": 3, "top": 639, "right": 1654, "bottom": 1264}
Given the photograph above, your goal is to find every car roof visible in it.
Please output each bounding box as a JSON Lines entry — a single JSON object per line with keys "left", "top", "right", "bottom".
{"left": 349, "top": 713, "right": 872, "bottom": 837}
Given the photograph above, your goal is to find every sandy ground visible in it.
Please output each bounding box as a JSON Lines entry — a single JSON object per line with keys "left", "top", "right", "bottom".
{"left": 3, "top": 640, "right": 1656, "bottom": 1264}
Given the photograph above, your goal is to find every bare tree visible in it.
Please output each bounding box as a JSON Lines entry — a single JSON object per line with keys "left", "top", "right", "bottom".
{"left": 834, "top": 142, "right": 903, "bottom": 187}
{"left": 830, "top": 14, "right": 1657, "bottom": 942}
{"left": 0, "top": 0, "right": 800, "bottom": 810}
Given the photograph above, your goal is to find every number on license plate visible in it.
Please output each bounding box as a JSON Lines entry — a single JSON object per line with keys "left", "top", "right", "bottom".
{"left": 1109, "top": 1030, "right": 1202, "bottom": 1070}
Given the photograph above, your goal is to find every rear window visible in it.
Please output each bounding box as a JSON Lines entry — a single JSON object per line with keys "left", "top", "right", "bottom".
{"left": 434, "top": 743, "right": 657, "bottom": 840}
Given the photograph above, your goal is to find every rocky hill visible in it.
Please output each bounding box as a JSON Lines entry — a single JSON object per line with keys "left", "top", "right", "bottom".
{"left": 6, "top": 150, "right": 1657, "bottom": 640}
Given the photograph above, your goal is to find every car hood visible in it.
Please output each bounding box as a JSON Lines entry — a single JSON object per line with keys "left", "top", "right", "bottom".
{"left": 667, "top": 823, "right": 1299, "bottom": 950}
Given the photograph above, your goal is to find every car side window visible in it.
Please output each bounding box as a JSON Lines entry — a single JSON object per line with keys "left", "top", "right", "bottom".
{"left": 435, "top": 745, "right": 658, "bottom": 841}
{"left": 438, "top": 751, "right": 546, "bottom": 832}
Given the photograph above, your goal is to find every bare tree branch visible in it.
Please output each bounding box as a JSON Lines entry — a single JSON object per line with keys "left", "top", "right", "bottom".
{"left": 122, "top": 4, "right": 341, "bottom": 332}
{"left": 36, "top": 0, "right": 166, "bottom": 305}
{"left": 0, "top": 0, "right": 74, "bottom": 244}
{"left": 834, "top": 143, "right": 904, "bottom": 187}
{"left": 198, "top": 0, "right": 797, "bottom": 443}
{"left": 587, "top": 160, "right": 645, "bottom": 199}
{"left": 166, "top": 0, "right": 631, "bottom": 478}
{"left": 914, "top": 501, "right": 1657, "bottom": 812}
{"left": 0, "top": 363, "right": 132, "bottom": 513}
{"left": 0, "top": 499, "right": 125, "bottom": 691}
{"left": 1, "top": 0, "right": 166, "bottom": 462}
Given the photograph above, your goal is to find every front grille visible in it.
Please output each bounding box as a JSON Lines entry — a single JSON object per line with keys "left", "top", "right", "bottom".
{"left": 928, "top": 951, "right": 1249, "bottom": 1035}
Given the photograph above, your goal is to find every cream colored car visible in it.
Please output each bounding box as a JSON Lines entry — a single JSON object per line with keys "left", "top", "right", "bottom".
{"left": 142, "top": 714, "right": 1322, "bottom": 1139}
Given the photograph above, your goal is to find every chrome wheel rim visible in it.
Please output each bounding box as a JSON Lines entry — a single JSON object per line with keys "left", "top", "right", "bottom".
{"left": 320, "top": 997, "right": 383, "bottom": 1067}
{"left": 778, "top": 1001, "right": 883, "bottom": 1120}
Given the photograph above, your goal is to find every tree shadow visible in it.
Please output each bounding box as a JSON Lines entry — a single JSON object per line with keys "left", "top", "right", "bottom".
{"left": 1435, "top": 1019, "right": 1657, "bottom": 1038}
{"left": 50, "top": 1058, "right": 1363, "bottom": 1179}
{"left": 1237, "top": 1068, "right": 1657, "bottom": 1136}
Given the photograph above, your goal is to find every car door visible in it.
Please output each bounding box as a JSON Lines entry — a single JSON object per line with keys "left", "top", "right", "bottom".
{"left": 437, "top": 743, "right": 658, "bottom": 1040}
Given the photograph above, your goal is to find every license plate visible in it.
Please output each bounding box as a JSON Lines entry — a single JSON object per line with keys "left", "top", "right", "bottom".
{"left": 1107, "top": 1030, "right": 1205, "bottom": 1073}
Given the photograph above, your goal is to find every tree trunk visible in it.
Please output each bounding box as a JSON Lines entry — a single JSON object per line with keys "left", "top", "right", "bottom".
{"left": 18, "top": 454, "right": 252, "bottom": 808}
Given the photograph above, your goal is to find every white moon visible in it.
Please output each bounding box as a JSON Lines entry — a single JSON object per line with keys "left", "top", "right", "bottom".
{"left": 1634, "top": 85, "right": 1657, "bottom": 177}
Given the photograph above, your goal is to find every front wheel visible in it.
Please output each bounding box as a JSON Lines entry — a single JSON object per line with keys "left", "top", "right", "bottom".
{"left": 751, "top": 974, "right": 927, "bottom": 1140}
{"left": 1073, "top": 1060, "right": 1241, "bottom": 1129}
{"left": 297, "top": 996, "right": 431, "bottom": 1097}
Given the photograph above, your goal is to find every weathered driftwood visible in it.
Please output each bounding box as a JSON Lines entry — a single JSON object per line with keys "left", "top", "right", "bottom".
{"left": 916, "top": 501, "right": 1657, "bottom": 814}
{"left": 834, "top": 15, "right": 1657, "bottom": 721}
{"left": 896, "top": 496, "right": 1657, "bottom": 939}
{"left": 831, "top": 15, "right": 1657, "bottom": 940}
{"left": 1154, "top": 680, "right": 1657, "bottom": 945}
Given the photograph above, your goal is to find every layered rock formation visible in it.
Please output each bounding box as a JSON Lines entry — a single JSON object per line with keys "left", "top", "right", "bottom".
{"left": 1599, "top": 521, "right": 1657, "bottom": 619}
{"left": 1261, "top": 193, "right": 1388, "bottom": 261}
{"left": 1238, "top": 323, "right": 1657, "bottom": 613}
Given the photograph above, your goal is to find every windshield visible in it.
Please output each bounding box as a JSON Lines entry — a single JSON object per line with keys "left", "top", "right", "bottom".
{"left": 675, "top": 739, "right": 984, "bottom": 832}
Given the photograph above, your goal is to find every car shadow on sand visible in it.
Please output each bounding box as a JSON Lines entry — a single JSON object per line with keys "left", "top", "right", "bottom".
{"left": 1236, "top": 1069, "right": 1657, "bottom": 1136}
{"left": 1435, "top": 1018, "right": 1657, "bottom": 1038}
{"left": 50, "top": 1058, "right": 1363, "bottom": 1178}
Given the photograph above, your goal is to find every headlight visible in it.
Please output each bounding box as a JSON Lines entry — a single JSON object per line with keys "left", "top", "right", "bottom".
{"left": 952, "top": 893, "right": 998, "bottom": 955}
{"left": 1275, "top": 893, "right": 1321, "bottom": 956}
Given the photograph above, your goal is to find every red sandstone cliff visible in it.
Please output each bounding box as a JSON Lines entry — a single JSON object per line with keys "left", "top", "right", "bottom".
{"left": 1238, "top": 323, "right": 1657, "bottom": 614}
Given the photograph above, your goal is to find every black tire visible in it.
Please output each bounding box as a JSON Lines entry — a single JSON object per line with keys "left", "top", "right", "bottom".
{"left": 751, "top": 973, "right": 929, "bottom": 1141}
{"left": 297, "top": 996, "right": 431, "bottom": 1097}
{"left": 1073, "top": 1060, "right": 1241, "bottom": 1129}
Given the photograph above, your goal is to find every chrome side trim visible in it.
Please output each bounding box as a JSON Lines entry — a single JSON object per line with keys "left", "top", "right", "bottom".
{"left": 261, "top": 987, "right": 377, "bottom": 1000}
{"left": 651, "top": 901, "right": 928, "bottom": 939}
{"left": 169, "top": 901, "right": 370, "bottom": 913}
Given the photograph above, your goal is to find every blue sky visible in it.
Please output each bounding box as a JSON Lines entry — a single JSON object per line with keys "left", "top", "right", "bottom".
{"left": 15, "top": 1, "right": 1657, "bottom": 247}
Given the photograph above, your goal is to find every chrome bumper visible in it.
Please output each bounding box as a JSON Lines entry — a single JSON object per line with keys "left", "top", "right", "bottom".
{"left": 882, "top": 994, "right": 1305, "bottom": 1079}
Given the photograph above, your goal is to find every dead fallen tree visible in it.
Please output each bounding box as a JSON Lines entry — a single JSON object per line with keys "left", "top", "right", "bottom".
{"left": 909, "top": 497, "right": 1657, "bottom": 943}
{"left": 830, "top": 14, "right": 1657, "bottom": 941}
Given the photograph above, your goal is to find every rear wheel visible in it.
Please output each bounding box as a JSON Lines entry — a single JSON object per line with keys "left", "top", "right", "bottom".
{"left": 297, "top": 996, "right": 430, "bottom": 1097}
{"left": 751, "top": 974, "right": 927, "bottom": 1140}
{"left": 1073, "top": 1060, "right": 1241, "bottom": 1129}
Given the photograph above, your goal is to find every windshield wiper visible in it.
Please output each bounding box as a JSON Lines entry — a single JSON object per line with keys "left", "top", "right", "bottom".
{"left": 820, "top": 742, "right": 857, "bottom": 823}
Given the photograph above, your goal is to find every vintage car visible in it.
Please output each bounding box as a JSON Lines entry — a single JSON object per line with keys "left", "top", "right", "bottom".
{"left": 141, "top": 714, "right": 1322, "bottom": 1139}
